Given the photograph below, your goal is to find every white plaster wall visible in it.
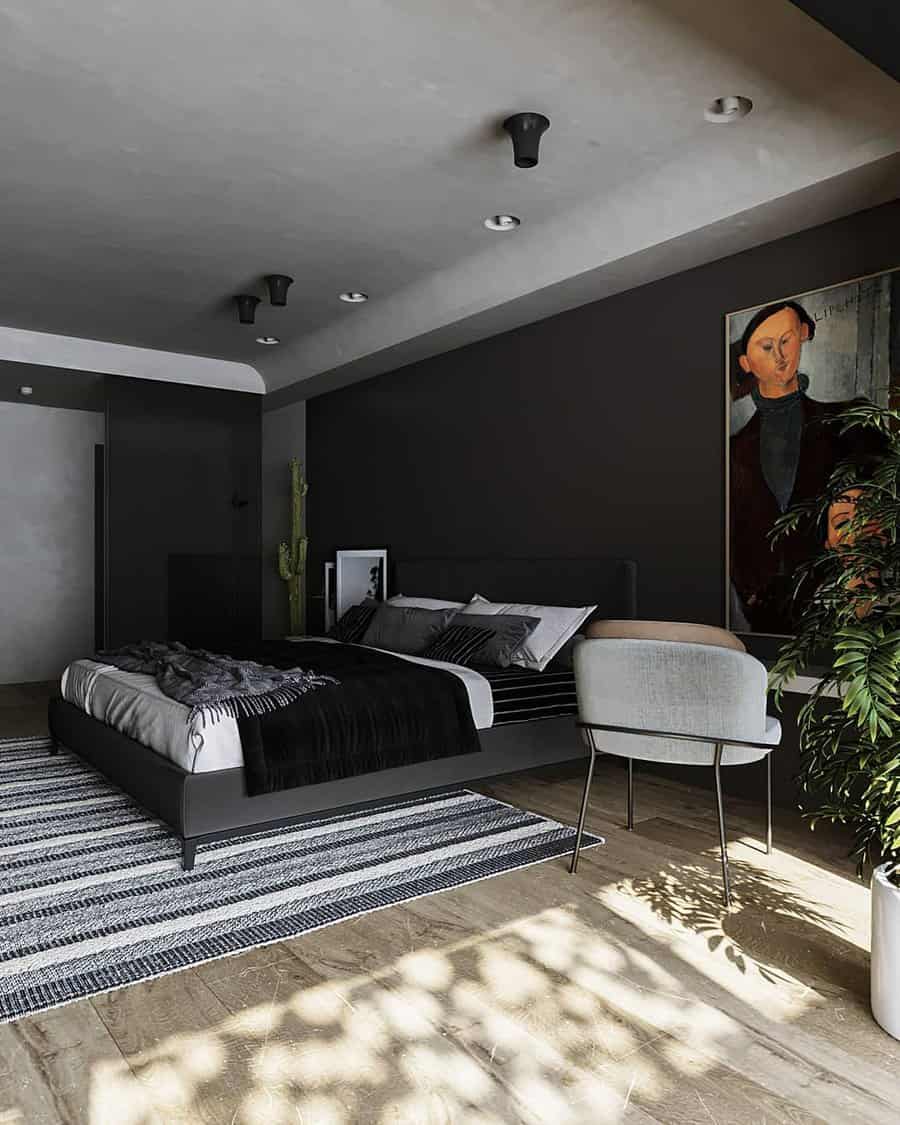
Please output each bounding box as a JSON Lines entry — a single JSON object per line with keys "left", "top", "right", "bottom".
{"left": 262, "top": 400, "right": 306, "bottom": 638}
{"left": 0, "top": 402, "right": 103, "bottom": 683}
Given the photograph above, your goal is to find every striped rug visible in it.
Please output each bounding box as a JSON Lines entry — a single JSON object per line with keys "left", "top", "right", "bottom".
{"left": 0, "top": 734, "right": 601, "bottom": 1023}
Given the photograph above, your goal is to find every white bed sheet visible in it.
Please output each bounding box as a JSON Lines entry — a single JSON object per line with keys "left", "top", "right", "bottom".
{"left": 61, "top": 659, "right": 243, "bottom": 772}
{"left": 60, "top": 638, "right": 494, "bottom": 774}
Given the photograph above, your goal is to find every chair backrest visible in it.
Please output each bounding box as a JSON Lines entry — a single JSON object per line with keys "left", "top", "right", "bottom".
{"left": 573, "top": 637, "right": 770, "bottom": 765}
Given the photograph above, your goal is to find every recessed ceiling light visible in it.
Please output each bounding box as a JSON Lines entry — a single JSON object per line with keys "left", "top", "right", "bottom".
{"left": 255, "top": 336, "right": 280, "bottom": 346}
{"left": 339, "top": 291, "right": 369, "bottom": 303}
{"left": 19, "top": 385, "right": 33, "bottom": 396}
{"left": 484, "top": 214, "right": 521, "bottom": 232}
{"left": 704, "top": 95, "right": 753, "bottom": 124}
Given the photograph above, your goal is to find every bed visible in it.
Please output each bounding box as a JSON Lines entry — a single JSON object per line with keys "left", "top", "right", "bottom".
{"left": 48, "top": 556, "right": 637, "bottom": 868}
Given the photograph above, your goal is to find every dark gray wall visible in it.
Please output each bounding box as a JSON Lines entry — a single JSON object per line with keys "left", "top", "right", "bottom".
{"left": 262, "top": 399, "right": 306, "bottom": 638}
{"left": 789, "top": 1, "right": 900, "bottom": 82}
{"left": 0, "top": 361, "right": 105, "bottom": 412}
{"left": 307, "top": 199, "right": 900, "bottom": 632}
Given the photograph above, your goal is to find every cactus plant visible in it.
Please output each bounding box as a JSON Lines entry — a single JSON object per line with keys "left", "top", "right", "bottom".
{"left": 277, "top": 459, "right": 308, "bottom": 635}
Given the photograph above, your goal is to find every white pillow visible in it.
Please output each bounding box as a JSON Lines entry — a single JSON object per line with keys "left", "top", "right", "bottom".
{"left": 460, "top": 595, "right": 596, "bottom": 672}
{"left": 387, "top": 595, "right": 467, "bottom": 611}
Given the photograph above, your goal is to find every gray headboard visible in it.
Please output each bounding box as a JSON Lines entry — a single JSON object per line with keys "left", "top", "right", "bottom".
{"left": 390, "top": 557, "right": 637, "bottom": 621}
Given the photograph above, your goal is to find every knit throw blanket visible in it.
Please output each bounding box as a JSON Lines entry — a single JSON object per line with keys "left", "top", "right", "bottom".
{"left": 96, "top": 642, "right": 337, "bottom": 726}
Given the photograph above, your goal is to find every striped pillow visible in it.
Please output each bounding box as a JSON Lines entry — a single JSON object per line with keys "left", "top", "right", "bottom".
{"left": 422, "top": 624, "right": 495, "bottom": 666}
{"left": 329, "top": 601, "right": 378, "bottom": 645}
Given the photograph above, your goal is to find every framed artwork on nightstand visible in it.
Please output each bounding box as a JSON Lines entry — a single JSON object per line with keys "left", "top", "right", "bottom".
{"left": 335, "top": 549, "right": 387, "bottom": 623}
{"left": 323, "top": 562, "right": 336, "bottom": 632}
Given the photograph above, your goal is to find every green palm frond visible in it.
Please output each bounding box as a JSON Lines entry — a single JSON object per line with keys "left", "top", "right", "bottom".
{"left": 772, "top": 401, "right": 900, "bottom": 876}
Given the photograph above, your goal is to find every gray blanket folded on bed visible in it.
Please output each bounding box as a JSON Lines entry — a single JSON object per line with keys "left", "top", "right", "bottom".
{"left": 96, "top": 641, "right": 336, "bottom": 726}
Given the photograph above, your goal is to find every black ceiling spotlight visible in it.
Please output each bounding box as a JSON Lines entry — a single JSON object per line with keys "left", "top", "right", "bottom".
{"left": 265, "top": 274, "right": 294, "bottom": 306}
{"left": 502, "top": 112, "right": 550, "bottom": 169}
{"left": 235, "top": 294, "right": 261, "bottom": 325}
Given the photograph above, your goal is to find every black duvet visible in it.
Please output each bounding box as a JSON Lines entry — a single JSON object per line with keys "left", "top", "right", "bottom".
{"left": 232, "top": 641, "right": 480, "bottom": 795}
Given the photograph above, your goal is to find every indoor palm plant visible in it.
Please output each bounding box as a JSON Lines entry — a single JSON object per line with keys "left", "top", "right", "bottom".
{"left": 768, "top": 401, "right": 900, "bottom": 1038}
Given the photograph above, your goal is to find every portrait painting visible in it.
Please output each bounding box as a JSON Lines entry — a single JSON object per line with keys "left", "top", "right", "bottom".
{"left": 727, "top": 268, "right": 900, "bottom": 635}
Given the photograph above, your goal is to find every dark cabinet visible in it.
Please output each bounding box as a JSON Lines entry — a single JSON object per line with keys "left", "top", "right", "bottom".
{"left": 105, "top": 376, "right": 261, "bottom": 648}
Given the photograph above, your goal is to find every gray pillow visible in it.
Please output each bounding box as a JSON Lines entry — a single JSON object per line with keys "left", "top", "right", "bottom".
{"left": 329, "top": 599, "right": 378, "bottom": 644}
{"left": 448, "top": 612, "right": 540, "bottom": 668}
{"left": 361, "top": 603, "right": 457, "bottom": 655}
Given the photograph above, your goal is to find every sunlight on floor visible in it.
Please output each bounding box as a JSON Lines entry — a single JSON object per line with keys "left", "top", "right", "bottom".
{"left": 88, "top": 1058, "right": 157, "bottom": 1125}
{"left": 72, "top": 834, "right": 883, "bottom": 1125}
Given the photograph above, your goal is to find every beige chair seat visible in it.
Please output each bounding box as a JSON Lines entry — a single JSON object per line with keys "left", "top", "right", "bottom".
{"left": 585, "top": 618, "right": 745, "bottom": 651}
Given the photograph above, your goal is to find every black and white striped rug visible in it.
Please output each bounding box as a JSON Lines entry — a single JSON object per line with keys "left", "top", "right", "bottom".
{"left": 0, "top": 735, "right": 601, "bottom": 1023}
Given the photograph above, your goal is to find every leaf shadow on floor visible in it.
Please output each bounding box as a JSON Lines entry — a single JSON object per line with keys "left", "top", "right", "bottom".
{"left": 627, "top": 857, "right": 869, "bottom": 1000}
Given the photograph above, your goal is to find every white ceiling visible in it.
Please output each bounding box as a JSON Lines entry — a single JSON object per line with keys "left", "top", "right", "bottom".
{"left": 0, "top": 0, "right": 898, "bottom": 396}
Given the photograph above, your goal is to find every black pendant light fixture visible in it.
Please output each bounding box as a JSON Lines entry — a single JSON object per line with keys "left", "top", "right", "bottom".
{"left": 233, "top": 273, "right": 294, "bottom": 325}
{"left": 235, "top": 294, "right": 261, "bottom": 325}
{"left": 265, "top": 274, "right": 294, "bottom": 306}
{"left": 503, "top": 112, "right": 550, "bottom": 168}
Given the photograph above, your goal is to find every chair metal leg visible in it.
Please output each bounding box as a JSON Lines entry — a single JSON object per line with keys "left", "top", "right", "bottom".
{"left": 626, "top": 758, "right": 634, "bottom": 831}
{"left": 570, "top": 736, "right": 597, "bottom": 875}
{"left": 713, "top": 744, "right": 732, "bottom": 908}
{"left": 766, "top": 753, "right": 773, "bottom": 856}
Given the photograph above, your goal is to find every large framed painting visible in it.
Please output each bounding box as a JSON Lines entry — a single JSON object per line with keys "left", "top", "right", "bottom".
{"left": 726, "top": 267, "right": 900, "bottom": 636}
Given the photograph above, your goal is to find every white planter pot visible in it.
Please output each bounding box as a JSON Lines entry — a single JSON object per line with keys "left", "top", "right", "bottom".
{"left": 871, "top": 862, "right": 900, "bottom": 1040}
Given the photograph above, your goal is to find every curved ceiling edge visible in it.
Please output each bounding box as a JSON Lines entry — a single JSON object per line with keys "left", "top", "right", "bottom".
{"left": 0, "top": 326, "right": 265, "bottom": 394}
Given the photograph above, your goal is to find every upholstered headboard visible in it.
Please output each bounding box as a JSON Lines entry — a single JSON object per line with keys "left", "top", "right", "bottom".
{"left": 390, "top": 557, "right": 637, "bottom": 621}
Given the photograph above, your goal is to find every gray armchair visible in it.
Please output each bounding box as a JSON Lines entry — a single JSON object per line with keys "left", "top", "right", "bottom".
{"left": 569, "top": 636, "right": 782, "bottom": 905}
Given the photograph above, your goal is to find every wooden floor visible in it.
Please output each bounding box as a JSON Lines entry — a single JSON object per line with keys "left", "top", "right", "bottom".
{"left": 1, "top": 685, "right": 897, "bottom": 1124}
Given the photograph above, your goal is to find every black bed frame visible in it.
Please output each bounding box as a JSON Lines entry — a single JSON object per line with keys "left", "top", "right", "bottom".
{"left": 48, "top": 556, "right": 637, "bottom": 869}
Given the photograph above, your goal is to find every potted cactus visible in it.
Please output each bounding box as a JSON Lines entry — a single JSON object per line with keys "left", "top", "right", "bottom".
{"left": 769, "top": 401, "right": 900, "bottom": 1039}
{"left": 277, "top": 458, "right": 308, "bottom": 636}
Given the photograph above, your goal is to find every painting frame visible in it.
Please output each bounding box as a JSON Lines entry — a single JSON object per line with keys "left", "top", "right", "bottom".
{"left": 725, "top": 264, "right": 900, "bottom": 638}
{"left": 335, "top": 548, "right": 387, "bottom": 623}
